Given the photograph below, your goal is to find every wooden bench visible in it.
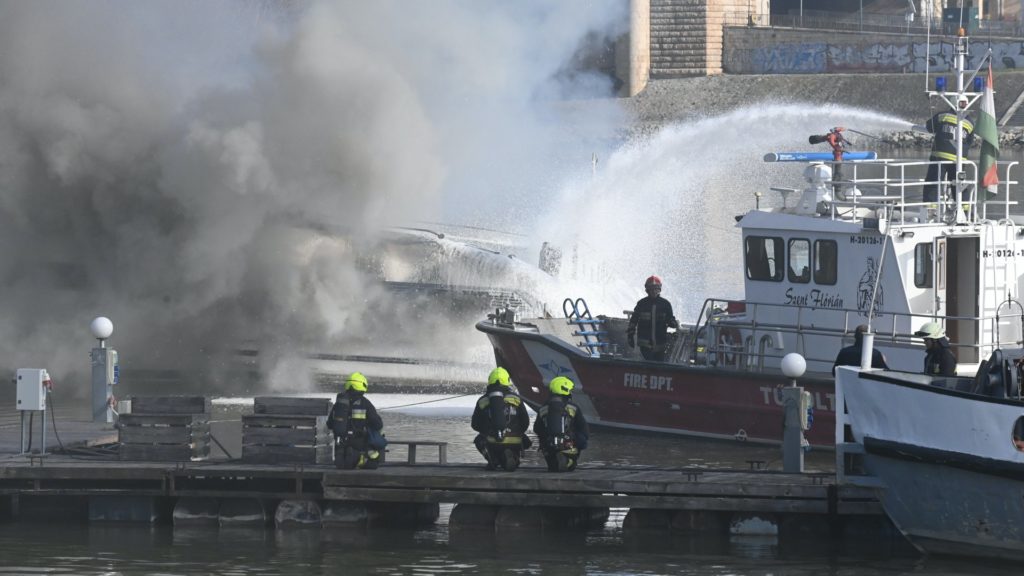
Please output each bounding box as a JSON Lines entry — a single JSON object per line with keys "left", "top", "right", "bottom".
{"left": 386, "top": 439, "right": 448, "bottom": 464}
{"left": 241, "top": 414, "right": 332, "bottom": 464}
{"left": 242, "top": 397, "right": 333, "bottom": 464}
{"left": 119, "top": 396, "right": 211, "bottom": 462}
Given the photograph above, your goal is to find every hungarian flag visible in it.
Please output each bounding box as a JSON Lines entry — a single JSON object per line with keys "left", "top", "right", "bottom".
{"left": 978, "top": 63, "right": 1000, "bottom": 194}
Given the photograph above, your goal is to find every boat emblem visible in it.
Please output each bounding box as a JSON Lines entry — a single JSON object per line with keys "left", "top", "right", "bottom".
{"left": 856, "top": 257, "right": 884, "bottom": 318}
{"left": 537, "top": 359, "right": 575, "bottom": 380}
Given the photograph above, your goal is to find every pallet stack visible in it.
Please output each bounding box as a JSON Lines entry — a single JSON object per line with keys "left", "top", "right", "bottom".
{"left": 241, "top": 397, "right": 333, "bottom": 464}
{"left": 118, "top": 396, "right": 211, "bottom": 461}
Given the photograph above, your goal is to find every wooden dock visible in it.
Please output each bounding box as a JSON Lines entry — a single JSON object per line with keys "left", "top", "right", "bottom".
{"left": 0, "top": 396, "right": 902, "bottom": 548}
{"left": 0, "top": 457, "right": 896, "bottom": 542}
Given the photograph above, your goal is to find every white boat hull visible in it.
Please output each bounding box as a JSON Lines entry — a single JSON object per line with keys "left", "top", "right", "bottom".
{"left": 862, "top": 438, "right": 1024, "bottom": 560}
{"left": 837, "top": 367, "right": 1024, "bottom": 560}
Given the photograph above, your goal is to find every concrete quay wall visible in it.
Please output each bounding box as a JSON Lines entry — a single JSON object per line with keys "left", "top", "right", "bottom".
{"left": 725, "top": 26, "right": 1024, "bottom": 75}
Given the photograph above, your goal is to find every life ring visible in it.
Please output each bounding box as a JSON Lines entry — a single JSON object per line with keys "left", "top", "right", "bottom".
{"left": 718, "top": 328, "right": 742, "bottom": 366}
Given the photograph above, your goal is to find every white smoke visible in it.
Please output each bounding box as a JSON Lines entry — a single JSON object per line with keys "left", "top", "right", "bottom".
{"left": 0, "top": 0, "right": 627, "bottom": 392}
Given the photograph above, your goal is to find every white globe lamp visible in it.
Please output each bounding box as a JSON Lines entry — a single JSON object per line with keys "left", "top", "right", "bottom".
{"left": 90, "top": 316, "right": 114, "bottom": 342}
{"left": 781, "top": 352, "right": 806, "bottom": 384}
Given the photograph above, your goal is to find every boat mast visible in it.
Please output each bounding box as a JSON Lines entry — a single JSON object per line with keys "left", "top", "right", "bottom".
{"left": 954, "top": 32, "right": 968, "bottom": 202}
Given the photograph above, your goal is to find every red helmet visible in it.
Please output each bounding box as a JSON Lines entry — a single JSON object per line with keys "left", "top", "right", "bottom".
{"left": 645, "top": 275, "right": 662, "bottom": 289}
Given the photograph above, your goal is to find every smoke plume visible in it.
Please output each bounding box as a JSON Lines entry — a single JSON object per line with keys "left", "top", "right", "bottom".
{"left": 0, "top": 0, "right": 627, "bottom": 393}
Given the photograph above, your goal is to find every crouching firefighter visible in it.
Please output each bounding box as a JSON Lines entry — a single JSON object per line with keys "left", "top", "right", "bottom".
{"left": 471, "top": 367, "right": 531, "bottom": 471}
{"left": 329, "top": 372, "right": 387, "bottom": 469}
{"left": 534, "top": 376, "right": 589, "bottom": 472}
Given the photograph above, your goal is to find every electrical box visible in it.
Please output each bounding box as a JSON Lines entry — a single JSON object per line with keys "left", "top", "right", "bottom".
{"left": 799, "top": 390, "right": 814, "bottom": 431}
{"left": 16, "top": 368, "right": 48, "bottom": 411}
{"left": 107, "top": 349, "right": 119, "bottom": 386}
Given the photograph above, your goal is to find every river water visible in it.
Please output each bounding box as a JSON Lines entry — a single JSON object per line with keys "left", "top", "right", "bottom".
{"left": 0, "top": 394, "right": 1019, "bottom": 575}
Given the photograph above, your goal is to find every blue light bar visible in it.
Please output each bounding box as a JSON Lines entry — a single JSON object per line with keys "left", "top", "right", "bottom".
{"left": 763, "top": 151, "right": 878, "bottom": 162}
{"left": 973, "top": 76, "right": 984, "bottom": 92}
{"left": 936, "top": 76, "right": 946, "bottom": 92}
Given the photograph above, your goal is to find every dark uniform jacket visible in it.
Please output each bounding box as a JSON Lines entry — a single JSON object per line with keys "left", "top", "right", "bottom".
{"left": 329, "top": 391, "right": 383, "bottom": 447}
{"left": 471, "top": 384, "right": 530, "bottom": 440}
{"left": 534, "top": 396, "right": 589, "bottom": 450}
{"left": 832, "top": 344, "right": 889, "bottom": 375}
{"left": 926, "top": 112, "right": 975, "bottom": 162}
{"left": 924, "top": 337, "right": 957, "bottom": 377}
{"left": 627, "top": 295, "right": 679, "bottom": 349}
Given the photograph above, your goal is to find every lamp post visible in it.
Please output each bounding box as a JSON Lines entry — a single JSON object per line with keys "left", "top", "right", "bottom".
{"left": 89, "top": 316, "right": 118, "bottom": 424}
{"left": 780, "top": 353, "right": 808, "bottom": 473}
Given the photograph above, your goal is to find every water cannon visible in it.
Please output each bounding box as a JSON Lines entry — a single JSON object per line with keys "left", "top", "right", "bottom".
{"left": 808, "top": 127, "right": 844, "bottom": 146}
{"left": 89, "top": 316, "right": 119, "bottom": 424}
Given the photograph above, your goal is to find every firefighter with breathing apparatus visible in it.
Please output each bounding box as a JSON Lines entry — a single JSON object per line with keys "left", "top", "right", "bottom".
{"left": 471, "top": 367, "right": 531, "bottom": 471}
{"left": 534, "top": 376, "right": 590, "bottom": 472}
{"left": 329, "top": 372, "right": 387, "bottom": 469}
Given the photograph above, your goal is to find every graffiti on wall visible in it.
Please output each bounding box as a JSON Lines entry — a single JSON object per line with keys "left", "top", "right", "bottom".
{"left": 734, "top": 39, "right": 1024, "bottom": 74}
{"left": 750, "top": 42, "right": 827, "bottom": 73}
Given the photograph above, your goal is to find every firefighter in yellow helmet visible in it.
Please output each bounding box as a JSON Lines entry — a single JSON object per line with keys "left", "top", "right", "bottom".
{"left": 914, "top": 322, "right": 957, "bottom": 376}
{"left": 329, "top": 372, "right": 386, "bottom": 469}
{"left": 924, "top": 111, "right": 975, "bottom": 203}
{"left": 471, "top": 367, "right": 531, "bottom": 470}
{"left": 533, "top": 376, "right": 589, "bottom": 472}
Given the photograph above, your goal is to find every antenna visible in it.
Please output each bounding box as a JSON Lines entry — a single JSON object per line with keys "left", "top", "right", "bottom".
{"left": 924, "top": 3, "right": 931, "bottom": 92}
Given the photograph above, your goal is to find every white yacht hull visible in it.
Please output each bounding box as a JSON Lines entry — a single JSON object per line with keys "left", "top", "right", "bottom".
{"left": 837, "top": 367, "right": 1024, "bottom": 560}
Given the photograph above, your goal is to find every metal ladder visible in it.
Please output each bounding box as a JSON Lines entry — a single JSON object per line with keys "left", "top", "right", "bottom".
{"left": 563, "top": 297, "right": 606, "bottom": 357}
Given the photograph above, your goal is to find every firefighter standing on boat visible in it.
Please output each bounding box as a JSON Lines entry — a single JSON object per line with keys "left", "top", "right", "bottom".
{"left": 534, "top": 376, "right": 589, "bottom": 472}
{"left": 329, "top": 372, "right": 386, "bottom": 469}
{"left": 914, "top": 322, "right": 957, "bottom": 376}
{"left": 924, "top": 111, "right": 975, "bottom": 202}
{"left": 627, "top": 275, "right": 680, "bottom": 361}
{"left": 471, "top": 367, "right": 531, "bottom": 471}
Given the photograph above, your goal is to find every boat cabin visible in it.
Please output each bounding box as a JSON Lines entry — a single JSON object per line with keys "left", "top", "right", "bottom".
{"left": 696, "top": 157, "right": 1022, "bottom": 376}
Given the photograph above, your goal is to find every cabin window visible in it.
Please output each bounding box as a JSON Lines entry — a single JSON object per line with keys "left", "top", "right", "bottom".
{"left": 745, "top": 236, "right": 784, "bottom": 281}
{"left": 915, "top": 243, "right": 933, "bottom": 288}
{"left": 813, "top": 240, "right": 838, "bottom": 285}
{"left": 788, "top": 239, "right": 811, "bottom": 283}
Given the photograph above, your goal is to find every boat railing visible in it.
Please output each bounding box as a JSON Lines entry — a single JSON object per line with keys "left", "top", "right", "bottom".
{"left": 819, "top": 159, "right": 1018, "bottom": 227}
{"left": 678, "top": 297, "right": 1024, "bottom": 374}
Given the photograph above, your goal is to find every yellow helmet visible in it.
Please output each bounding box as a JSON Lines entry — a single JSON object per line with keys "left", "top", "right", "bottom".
{"left": 488, "top": 367, "right": 511, "bottom": 387}
{"left": 549, "top": 376, "right": 574, "bottom": 396}
{"left": 914, "top": 322, "right": 945, "bottom": 339}
{"left": 344, "top": 372, "right": 368, "bottom": 392}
